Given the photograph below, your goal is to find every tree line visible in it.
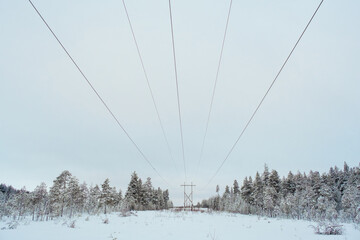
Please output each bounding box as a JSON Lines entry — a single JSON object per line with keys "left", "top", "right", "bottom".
{"left": 200, "top": 162, "right": 360, "bottom": 223}
{"left": 0, "top": 171, "right": 172, "bottom": 221}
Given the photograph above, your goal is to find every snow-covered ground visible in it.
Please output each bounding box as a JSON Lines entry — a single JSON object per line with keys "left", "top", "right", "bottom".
{"left": 1, "top": 210, "right": 359, "bottom": 240}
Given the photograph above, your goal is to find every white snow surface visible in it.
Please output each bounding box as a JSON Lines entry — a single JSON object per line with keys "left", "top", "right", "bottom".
{"left": 1, "top": 210, "right": 359, "bottom": 240}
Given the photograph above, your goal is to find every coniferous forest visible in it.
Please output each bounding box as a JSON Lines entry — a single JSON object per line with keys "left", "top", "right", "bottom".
{"left": 2, "top": 163, "right": 360, "bottom": 225}
{"left": 0, "top": 171, "right": 172, "bottom": 221}
{"left": 200, "top": 162, "right": 360, "bottom": 223}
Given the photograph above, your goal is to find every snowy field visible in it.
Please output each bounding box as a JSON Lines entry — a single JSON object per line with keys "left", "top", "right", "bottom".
{"left": 1, "top": 210, "right": 359, "bottom": 240}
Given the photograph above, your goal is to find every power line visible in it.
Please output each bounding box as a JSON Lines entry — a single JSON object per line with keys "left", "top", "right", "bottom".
{"left": 121, "top": 0, "right": 178, "bottom": 174}
{"left": 203, "top": 0, "right": 325, "bottom": 188}
{"left": 196, "top": 0, "right": 233, "bottom": 175}
{"left": 27, "top": 0, "right": 170, "bottom": 186}
{"left": 168, "top": 0, "right": 186, "bottom": 180}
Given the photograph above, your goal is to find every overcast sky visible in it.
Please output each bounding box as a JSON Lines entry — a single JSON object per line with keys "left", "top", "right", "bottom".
{"left": 1, "top": 0, "right": 359, "bottom": 206}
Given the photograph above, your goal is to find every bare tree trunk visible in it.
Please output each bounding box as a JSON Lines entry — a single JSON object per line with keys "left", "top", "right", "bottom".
{"left": 32, "top": 206, "right": 35, "bottom": 221}
{"left": 18, "top": 199, "right": 23, "bottom": 221}
{"left": 61, "top": 200, "right": 64, "bottom": 217}
{"left": 69, "top": 197, "right": 73, "bottom": 218}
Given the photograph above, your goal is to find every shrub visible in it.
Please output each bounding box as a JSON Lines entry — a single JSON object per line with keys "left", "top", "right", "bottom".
{"left": 7, "top": 221, "right": 19, "bottom": 230}
{"left": 69, "top": 220, "right": 76, "bottom": 228}
{"left": 311, "top": 222, "right": 343, "bottom": 235}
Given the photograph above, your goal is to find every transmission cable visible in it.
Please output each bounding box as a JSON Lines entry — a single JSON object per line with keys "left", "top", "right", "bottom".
{"left": 121, "top": 0, "right": 178, "bottom": 174}
{"left": 196, "top": 0, "right": 233, "bottom": 175}
{"left": 28, "top": 0, "right": 170, "bottom": 186}
{"left": 168, "top": 0, "right": 186, "bottom": 180}
{"left": 203, "top": 0, "right": 325, "bottom": 189}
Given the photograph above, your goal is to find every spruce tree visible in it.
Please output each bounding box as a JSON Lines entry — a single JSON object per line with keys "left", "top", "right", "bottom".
{"left": 241, "top": 177, "right": 253, "bottom": 206}
{"left": 233, "top": 180, "right": 240, "bottom": 195}
{"left": 268, "top": 170, "right": 281, "bottom": 206}
{"left": 163, "top": 190, "right": 169, "bottom": 209}
{"left": 317, "top": 183, "right": 337, "bottom": 220}
{"left": 264, "top": 186, "right": 276, "bottom": 217}
{"left": 100, "top": 178, "right": 113, "bottom": 214}
{"left": 341, "top": 184, "right": 360, "bottom": 220}
{"left": 125, "top": 172, "right": 140, "bottom": 210}
{"left": 157, "top": 188, "right": 164, "bottom": 209}
{"left": 262, "top": 164, "right": 270, "bottom": 187}
{"left": 251, "top": 172, "right": 264, "bottom": 211}
{"left": 282, "top": 171, "right": 296, "bottom": 197}
{"left": 142, "top": 177, "right": 153, "bottom": 209}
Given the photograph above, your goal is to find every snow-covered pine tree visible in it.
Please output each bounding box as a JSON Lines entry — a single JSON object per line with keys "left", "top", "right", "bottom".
{"left": 268, "top": 170, "right": 281, "bottom": 207}
{"left": 262, "top": 164, "right": 270, "bottom": 187}
{"left": 152, "top": 188, "right": 159, "bottom": 209}
{"left": 100, "top": 178, "right": 113, "bottom": 214}
{"left": 15, "top": 187, "right": 29, "bottom": 220}
{"left": 68, "top": 176, "right": 81, "bottom": 218}
{"left": 316, "top": 175, "right": 337, "bottom": 220}
{"left": 49, "top": 170, "right": 72, "bottom": 217}
{"left": 31, "top": 182, "right": 47, "bottom": 221}
{"left": 307, "top": 171, "right": 321, "bottom": 219}
{"left": 212, "top": 187, "right": 220, "bottom": 211}
{"left": 115, "top": 189, "right": 123, "bottom": 210}
{"left": 0, "top": 189, "right": 6, "bottom": 218}
{"left": 221, "top": 185, "right": 231, "bottom": 211}
{"left": 326, "top": 167, "right": 342, "bottom": 213}
{"left": 157, "top": 187, "right": 164, "bottom": 209}
{"left": 341, "top": 184, "right": 360, "bottom": 221}
{"left": 233, "top": 180, "right": 240, "bottom": 195}
{"left": 282, "top": 171, "right": 296, "bottom": 197}
{"left": 142, "top": 177, "right": 153, "bottom": 209}
{"left": 125, "top": 172, "right": 140, "bottom": 210}
{"left": 78, "top": 182, "right": 89, "bottom": 214}
{"left": 280, "top": 192, "right": 296, "bottom": 218}
{"left": 293, "top": 171, "right": 306, "bottom": 193}
{"left": 137, "top": 178, "right": 147, "bottom": 210}
{"left": 241, "top": 177, "right": 253, "bottom": 213}
{"left": 338, "top": 162, "right": 350, "bottom": 195}
{"left": 163, "top": 189, "right": 170, "bottom": 209}
{"left": 3, "top": 190, "right": 17, "bottom": 218}
{"left": 251, "top": 172, "right": 264, "bottom": 213}
{"left": 263, "top": 186, "right": 276, "bottom": 217}
{"left": 87, "top": 184, "right": 101, "bottom": 214}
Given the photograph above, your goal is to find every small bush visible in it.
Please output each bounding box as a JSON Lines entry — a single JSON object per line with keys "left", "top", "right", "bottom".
{"left": 119, "top": 209, "right": 137, "bottom": 217}
{"left": 69, "top": 220, "right": 76, "bottom": 228}
{"left": 7, "top": 221, "right": 19, "bottom": 230}
{"left": 311, "top": 222, "right": 343, "bottom": 235}
{"left": 120, "top": 210, "right": 131, "bottom": 217}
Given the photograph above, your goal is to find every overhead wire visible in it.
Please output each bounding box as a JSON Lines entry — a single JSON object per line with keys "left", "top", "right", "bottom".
{"left": 196, "top": 0, "right": 233, "bottom": 175}
{"left": 27, "top": 0, "right": 170, "bottom": 187}
{"left": 168, "top": 0, "right": 187, "bottom": 180}
{"left": 121, "top": 0, "right": 179, "bottom": 174}
{"left": 202, "top": 0, "right": 325, "bottom": 189}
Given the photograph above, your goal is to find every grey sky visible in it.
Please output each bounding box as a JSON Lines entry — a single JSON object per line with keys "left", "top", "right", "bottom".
{"left": 1, "top": 0, "right": 359, "bottom": 205}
